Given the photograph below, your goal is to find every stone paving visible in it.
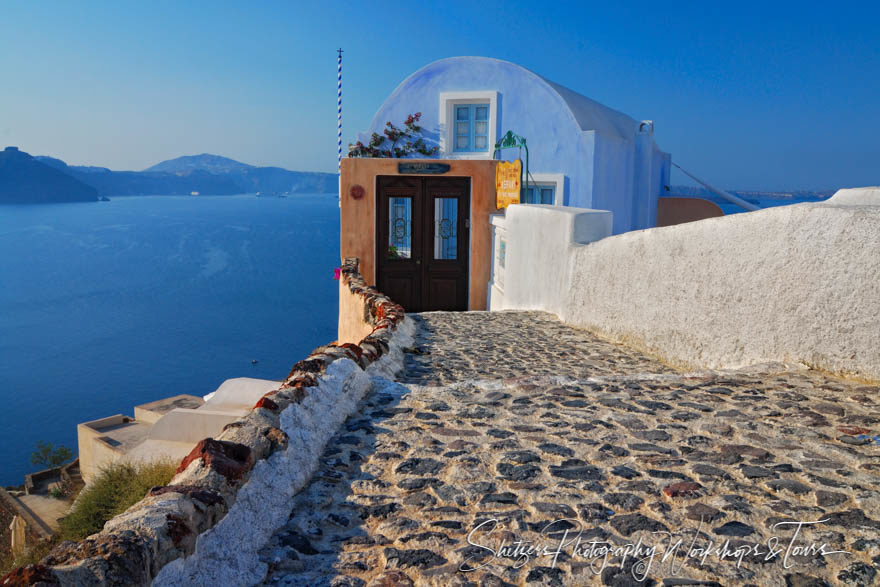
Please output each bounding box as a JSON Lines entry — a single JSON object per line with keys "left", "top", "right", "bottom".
{"left": 258, "top": 311, "right": 880, "bottom": 586}
{"left": 396, "top": 312, "right": 677, "bottom": 385}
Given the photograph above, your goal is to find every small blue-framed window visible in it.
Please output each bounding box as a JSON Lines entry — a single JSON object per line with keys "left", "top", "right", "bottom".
{"left": 523, "top": 185, "right": 555, "bottom": 205}
{"left": 453, "top": 103, "right": 490, "bottom": 152}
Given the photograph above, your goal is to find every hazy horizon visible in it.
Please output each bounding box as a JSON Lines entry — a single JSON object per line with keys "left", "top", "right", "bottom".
{"left": 2, "top": 1, "right": 878, "bottom": 191}
{"left": 12, "top": 149, "right": 845, "bottom": 194}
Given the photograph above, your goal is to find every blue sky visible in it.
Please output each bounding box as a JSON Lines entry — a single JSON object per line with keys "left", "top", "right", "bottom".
{"left": 1, "top": 0, "right": 877, "bottom": 190}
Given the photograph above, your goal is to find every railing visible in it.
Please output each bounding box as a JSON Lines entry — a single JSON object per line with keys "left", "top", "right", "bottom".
{"left": 672, "top": 163, "right": 760, "bottom": 212}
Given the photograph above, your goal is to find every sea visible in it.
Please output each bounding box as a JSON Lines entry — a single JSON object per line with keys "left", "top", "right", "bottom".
{"left": 0, "top": 194, "right": 340, "bottom": 485}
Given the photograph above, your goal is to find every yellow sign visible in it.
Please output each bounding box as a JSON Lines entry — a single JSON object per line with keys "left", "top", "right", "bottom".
{"left": 495, "top": 159, "right": 522, "bottom": 210}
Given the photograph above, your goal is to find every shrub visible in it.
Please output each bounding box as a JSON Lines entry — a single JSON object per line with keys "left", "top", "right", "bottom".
{"left": 0, "top": 538, "right": 58, "bottom": 576}
{"left": 59, "top": 460, "right": 177, "bottom": 540}
{"left": 348, "top": 112, "right": 439, "bottom": 158}
{"left": 0, "top": 461, "right": 176, "bottom": 576}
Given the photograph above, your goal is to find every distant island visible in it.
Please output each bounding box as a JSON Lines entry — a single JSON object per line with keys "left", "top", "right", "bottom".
{"left": 0, "top": 149, "right": 338, "bottom": 204}
{"left": 0, "top": 147, "right": 99, "bottom": 203}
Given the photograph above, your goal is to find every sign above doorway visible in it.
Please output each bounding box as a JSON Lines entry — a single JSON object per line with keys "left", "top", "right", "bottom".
{"left": 398, "top": 162, "right": 451, "bottom": 175}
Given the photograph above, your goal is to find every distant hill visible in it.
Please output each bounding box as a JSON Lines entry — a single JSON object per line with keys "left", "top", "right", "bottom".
{"left": 36, "top": 156, "right": 112, "bottom": 174}
{"left": 0, "top": 147, "right": 99, "bottom": 204}
{"left": 146, "top": 154, "right": 338, "bottom": 194}
{"left": 26, "top": 153, "right": 338, "bottom": 197}
{"left": 145, "top": 153, "right": 253, "bottom": 174}
{"left": 35, "top": 154, "right": 243, "bottom": 196}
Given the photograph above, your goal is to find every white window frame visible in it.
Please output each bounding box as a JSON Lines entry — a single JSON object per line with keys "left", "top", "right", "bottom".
{"left": 526, "top": 173, "right": 566, "bottom": 206}
{"left": 439, "top": 91, "right": 499, "bottom": 159}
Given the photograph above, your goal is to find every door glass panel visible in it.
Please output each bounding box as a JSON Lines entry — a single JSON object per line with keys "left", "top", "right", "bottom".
{"left": 388, "top": 197, "right": 412, "bottom": 259}
{"left": 433, "top": 197, "right": 458, "bottom": 260}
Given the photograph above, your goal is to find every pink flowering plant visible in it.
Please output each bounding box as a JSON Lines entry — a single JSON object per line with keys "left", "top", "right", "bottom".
{"left": 349, "top": 112, "right": 439, "bottom": 158}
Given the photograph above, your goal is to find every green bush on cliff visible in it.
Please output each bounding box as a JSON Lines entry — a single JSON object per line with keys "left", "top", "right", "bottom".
{"left": 59, "top": 460, "right": 177, "bottom": 540}
{"left": 0, "top": 460, "right": 178, "bottom": 576}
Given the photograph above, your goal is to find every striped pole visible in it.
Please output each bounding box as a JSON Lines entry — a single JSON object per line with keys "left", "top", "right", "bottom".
{"left": 337, "top": 48, "right": 343, "bottom": 171}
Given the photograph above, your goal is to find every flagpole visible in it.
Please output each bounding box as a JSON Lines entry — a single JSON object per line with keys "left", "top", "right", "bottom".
{"left": 337, "top": 48, "right": 343, "bottom": 207}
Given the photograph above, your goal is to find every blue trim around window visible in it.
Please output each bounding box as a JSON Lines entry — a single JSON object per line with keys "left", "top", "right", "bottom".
{"left": 453, "top": 103, "right": 490, "bottom": 153}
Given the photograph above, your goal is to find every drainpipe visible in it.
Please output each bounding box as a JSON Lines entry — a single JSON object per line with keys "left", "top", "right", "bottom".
{"left": 672, "top": 163, "right": 760, "bottom": 212}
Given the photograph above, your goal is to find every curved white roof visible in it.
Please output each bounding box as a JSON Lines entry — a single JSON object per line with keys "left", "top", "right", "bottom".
{"left": 384, "top": 56, "right": 640, "bottom": 141}
{"left": 538, "top": 76, "right": 638, "bottom": 140}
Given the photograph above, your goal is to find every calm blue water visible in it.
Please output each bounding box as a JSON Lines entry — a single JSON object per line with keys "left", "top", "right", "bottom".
{"left": 0, "top": 195, "right": 340, "bottom": 485}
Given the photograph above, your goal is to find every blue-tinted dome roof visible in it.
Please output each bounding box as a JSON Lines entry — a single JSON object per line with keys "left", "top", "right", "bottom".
{"left": 379, "top": 56, "right": 639, "bottom": 141}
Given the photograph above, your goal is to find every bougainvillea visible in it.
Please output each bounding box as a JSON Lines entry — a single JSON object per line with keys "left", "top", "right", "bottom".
{"left": 348, "top": 112, "right": 439, "bottom": 158}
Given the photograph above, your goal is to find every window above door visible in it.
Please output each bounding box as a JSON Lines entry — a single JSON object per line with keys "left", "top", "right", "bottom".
{"left": 439, "top": 91, "right": 498, "bottom": 158}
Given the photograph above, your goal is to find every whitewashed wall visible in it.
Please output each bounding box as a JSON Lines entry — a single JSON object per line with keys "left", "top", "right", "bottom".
{"left": 489, "top": 205, "right": 613, "bottom": 312}
{"left": 490, "top": 189, "right": 880, "bottom": 381}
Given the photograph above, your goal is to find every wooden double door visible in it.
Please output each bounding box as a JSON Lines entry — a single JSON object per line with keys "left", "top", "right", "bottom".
{"left": 377, "top": 176, "right": 470, "bottom": 312}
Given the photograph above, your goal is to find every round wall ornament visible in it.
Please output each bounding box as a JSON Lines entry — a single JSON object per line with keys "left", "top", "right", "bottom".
{"left": 350, "top": 185, "right": 365, "bottom": 200}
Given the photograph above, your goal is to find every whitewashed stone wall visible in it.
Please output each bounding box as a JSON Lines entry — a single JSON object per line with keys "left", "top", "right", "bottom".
{"left": 491, "top": 189, "right": 880, "bottom": 381}
{"left": 154, "top": 322, "right": 415, "bottom": 586}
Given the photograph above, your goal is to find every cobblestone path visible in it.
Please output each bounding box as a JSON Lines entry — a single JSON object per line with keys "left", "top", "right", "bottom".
{"left": 260, "top": 311, "right": 880, "bottom": 586}
{"left": 396, "top": 312, "right": 676, "bottom": 385}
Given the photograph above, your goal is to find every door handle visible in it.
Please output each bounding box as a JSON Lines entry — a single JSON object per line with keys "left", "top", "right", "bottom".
{"left": 415, "top": 259, "right": 421, "bottom": 265}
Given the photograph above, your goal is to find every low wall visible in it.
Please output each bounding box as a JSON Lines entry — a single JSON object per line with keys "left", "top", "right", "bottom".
{"left": 3, "top": 258, "right": 412, "bottom": 586}
{"left": 491, "top": 190, "right": 880, "bottom": 381}
{"left": 76, "top": 415, "right": 132, "bottom": 482}
{"left": 146, "top": 409, "right": 241, "bottom": 444}
{"left": 656, "top": 196, "right": 723, "bottom": 226}
{"left": 489, "top": 205, "right": 613, "bottom": 312}
{"left": 338, "top": 272, "right": 375, "bottom": 344}
{"left": 0, "top": 488, "right": 52, "bottom": 541}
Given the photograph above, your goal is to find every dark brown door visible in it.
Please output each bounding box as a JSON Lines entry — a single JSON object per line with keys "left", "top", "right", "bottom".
{"left": 377, "top": 176, "right": 470, "bottom": 312}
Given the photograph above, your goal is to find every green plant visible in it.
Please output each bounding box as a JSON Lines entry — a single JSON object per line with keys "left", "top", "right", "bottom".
{"left": 59, "top": 460, "right": 177, "bottom": 540}
{"left": 30, "top": 442, "right": 74, "bottom": 469}
{"left": 0, "top": 537, "right": 59, "bottom": 576}
{"left": 0, "top": 461, "right": 176, "bottom": 577}
{"left": 349, "top": 112, "right": 439, "bottom": 158}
